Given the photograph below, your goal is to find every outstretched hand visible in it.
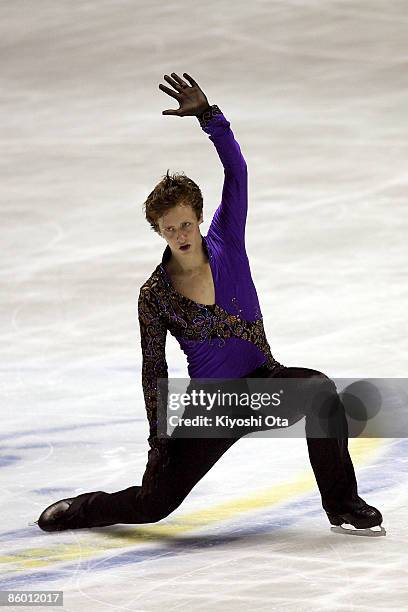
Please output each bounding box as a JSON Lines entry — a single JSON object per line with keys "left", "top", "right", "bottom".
{"left": 159, "top": 72, "right": 210, "bottom": 117}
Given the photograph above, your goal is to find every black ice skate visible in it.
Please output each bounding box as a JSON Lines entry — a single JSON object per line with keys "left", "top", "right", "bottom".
{"left": 326, "top": 500, "right": 383, "bottom": 529}
{"left": 36, "top": 491, "right": 111, "bottom": 532}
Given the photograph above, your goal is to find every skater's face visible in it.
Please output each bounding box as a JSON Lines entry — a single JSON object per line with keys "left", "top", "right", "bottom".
{"left": 157, "top": 202, "right": 203, "bottom": 255}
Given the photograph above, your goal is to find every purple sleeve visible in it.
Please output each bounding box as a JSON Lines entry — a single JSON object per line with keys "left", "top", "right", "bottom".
{"left": 197, "top": 105, "right": 248, "bottom": 249}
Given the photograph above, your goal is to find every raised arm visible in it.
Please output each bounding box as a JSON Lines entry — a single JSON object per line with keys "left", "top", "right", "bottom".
{"left": 197, "top": 105, "right": 248, "bottom": 249}
{"left": 159, "top": 72, "right": 248, "bottom": 249}
{"left": 138, "top": 285, "right": 168, "bottom": 447}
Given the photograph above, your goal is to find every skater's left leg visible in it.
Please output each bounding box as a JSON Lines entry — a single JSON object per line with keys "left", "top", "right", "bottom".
{"left": 266, "top": 365, "right": 382, "bottom": 527}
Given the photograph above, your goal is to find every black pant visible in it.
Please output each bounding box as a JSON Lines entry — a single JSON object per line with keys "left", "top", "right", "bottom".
{"left": 78, "top": 364, "right": 361, "bottom": 527}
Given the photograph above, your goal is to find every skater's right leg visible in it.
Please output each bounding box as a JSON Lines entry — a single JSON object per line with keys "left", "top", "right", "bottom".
{"left": 37, "top": 435, "right": 237, "bottom": 531}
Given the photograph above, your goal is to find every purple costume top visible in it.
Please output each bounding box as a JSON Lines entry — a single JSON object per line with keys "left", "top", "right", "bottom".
{"left": 138, "top": 104, "right": 282, "bottom": 443}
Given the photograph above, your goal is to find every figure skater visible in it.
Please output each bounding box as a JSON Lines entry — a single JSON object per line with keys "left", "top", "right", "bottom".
{"left": 37, "top": 72, "right": 382, "bottom": 532}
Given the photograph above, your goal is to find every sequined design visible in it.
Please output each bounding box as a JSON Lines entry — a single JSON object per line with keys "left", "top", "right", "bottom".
{"left": 138, "top": 264, "right": 282, "bottom": 443}
{"left": 197, "top": 104, "right": 223, "bottom": 128}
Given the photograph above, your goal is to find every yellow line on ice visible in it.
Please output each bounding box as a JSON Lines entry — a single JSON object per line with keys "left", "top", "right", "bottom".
{"left": 2, "top": 437, "right": 386, "bottom": 573}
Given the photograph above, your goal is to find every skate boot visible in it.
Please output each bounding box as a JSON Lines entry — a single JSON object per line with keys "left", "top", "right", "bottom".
{"left": 326, "top": 499, "right": 383, "bottom": 529}
{"left": 36, "top": 491, "right": 112, "bottom": 532}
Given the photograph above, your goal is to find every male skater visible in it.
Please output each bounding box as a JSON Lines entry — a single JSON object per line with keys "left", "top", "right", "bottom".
{"left": 37, "top": 72, "right": 382, "bottom": 531}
